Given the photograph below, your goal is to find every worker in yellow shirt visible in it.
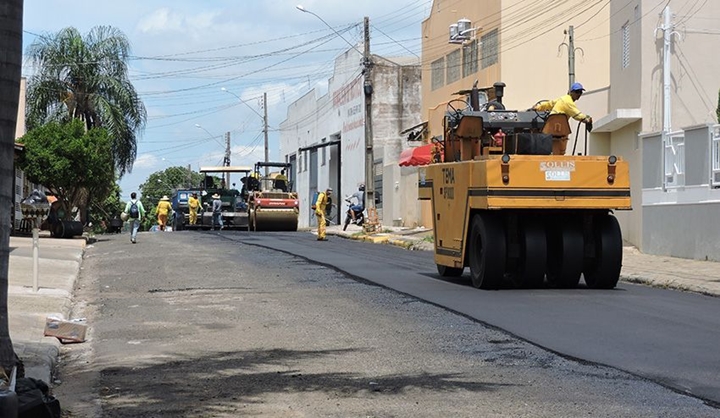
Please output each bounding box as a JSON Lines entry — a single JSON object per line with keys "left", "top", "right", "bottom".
{"left": 273, "top": 169, "right": 288, "bottom": 192}
{"left": 533, "top": 82, "right": 592, "bottom": 155}
{"left": 314, "top": 188, "right": 332, "bottom": 241}
{"left": 188, "top": 192, "right": 201, "bottom": 225}
{"left": 156, "top": 195, "right": 173, "bottom": 231}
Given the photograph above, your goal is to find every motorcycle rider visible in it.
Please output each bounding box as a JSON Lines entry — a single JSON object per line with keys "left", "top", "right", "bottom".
{"left": 345, "top": 184, "right": 365, "bottom": 223}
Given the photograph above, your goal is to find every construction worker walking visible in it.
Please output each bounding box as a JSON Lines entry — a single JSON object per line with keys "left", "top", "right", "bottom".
{"left": 188, "top": 192, "right": 201, "bottom": 225}
{"left": 314, "top": 188, "right": 332, "bottom": 241}
{"left": 156, "top": 196, "right": 172, "bottom": 231}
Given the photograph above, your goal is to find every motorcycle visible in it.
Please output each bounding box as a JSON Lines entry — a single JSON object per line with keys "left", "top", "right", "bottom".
{"left": 343, "top": 199, "right": 365, "bottom": 231}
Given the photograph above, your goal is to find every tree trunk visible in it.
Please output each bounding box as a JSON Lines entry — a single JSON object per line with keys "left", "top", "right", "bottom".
{"left": 0, "top": 0, "right": 24, "bottom": 377}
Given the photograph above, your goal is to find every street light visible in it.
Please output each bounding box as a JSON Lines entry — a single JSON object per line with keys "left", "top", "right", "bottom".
{"left": 296, "top": 5, "right": 362, "bottom": 54}
{"left": 194, "top": 123, "right": 220, "bottom": 145}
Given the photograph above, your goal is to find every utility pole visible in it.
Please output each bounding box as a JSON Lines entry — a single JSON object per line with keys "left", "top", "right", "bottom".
{"left": 657, "top": 5, "right": 678, "bottom": 191}
{"left": 363, "top": 16, "right": 375, "bottom": 210}
{"left": 660, "top": 6, "right": 675, "bottom": 134}
{"left": 224, "top": 132, "right": 231, "bottom": 186}
{"left": 263, "top": 92, "right": 269, "bottom": 178}
{"left": 567, "top": 26, "right": 575, "bottom": 90}
{"left": 187, "top": 164, "right": 192, "bottom": 188}
{"left": 560, "top": 26, "right": 582, "bottom": 91}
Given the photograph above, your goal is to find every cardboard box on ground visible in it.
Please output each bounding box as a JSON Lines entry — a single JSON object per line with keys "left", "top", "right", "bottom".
{"left": 43, "top": 317, "right": 87, "bottom": 343}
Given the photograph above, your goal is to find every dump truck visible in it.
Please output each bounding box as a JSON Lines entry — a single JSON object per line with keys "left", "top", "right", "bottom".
{"left": 419, "top": 82, "right": 631, "bottom": 290}
{"left": 246, "top": 162, "right": 299, "bottom": 231}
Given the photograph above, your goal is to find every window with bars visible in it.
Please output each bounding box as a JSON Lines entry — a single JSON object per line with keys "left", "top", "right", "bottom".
{"left": 431, "top": 57, "right": 445, "bottom": 91}
{"left": 463, "top": 40, "right": 478, "bottom": 78}
{"left": 446, "top": 50, "right": 461, "bottom": 84}
{"left": 622, "top": 22, "right": 630, "bottom": 69}
{"left": 481, "top": 29, "right": 498, "bottom": 69}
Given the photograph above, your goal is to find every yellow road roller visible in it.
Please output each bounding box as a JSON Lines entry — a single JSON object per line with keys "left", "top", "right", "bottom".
{"left": 419, "top": 82, "right": 631, "bottom": 289}
{"left": 247, "top": 161, "right": 299, "bottom": 231}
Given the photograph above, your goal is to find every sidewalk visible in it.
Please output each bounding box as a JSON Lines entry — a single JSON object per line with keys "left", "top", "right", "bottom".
{"left": 7, "top": 232, "right": 87, "bottom": 384}
{"left": 324, "top": 224, "right": 720, "bottom": 297}
{"left": 6, "top": 225, "right": 720, "bottom": 387}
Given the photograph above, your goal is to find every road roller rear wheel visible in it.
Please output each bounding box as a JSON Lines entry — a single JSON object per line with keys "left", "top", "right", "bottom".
{"left": 583, "top": 214, "right": 623, "bottom": 289}
{"left": 509, "top": 220, "right": 547, "bottom": 288}
{"left": 546, "top": 220, "right": 583, "bottom": 288}
{"left": 468, "top": 213, "right": 506, "bottom": 290}
{"left": 437, "top": 264, "right": 464, "bottom": 277}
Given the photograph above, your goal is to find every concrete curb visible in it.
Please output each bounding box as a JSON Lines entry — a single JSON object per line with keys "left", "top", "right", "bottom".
{"left": 620, "top": 274, "right": 719, "bottom": 297}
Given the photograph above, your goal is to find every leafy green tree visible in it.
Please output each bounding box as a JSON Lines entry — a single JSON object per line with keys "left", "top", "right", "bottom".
{"left": 0, "top": 0, "right": 24, "bottom": 379}
{"left": 138, "top": 166, "right": 205, "bottom": 230}
{"left": 17, "top": 120, "right": 115, "bottom": 223}
{"left": 25, "top": 26, "right": 146, "bottom": 178}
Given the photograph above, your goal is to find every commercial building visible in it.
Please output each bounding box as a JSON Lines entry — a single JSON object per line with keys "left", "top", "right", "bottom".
{"left": 279, "top": 48, "right": 422, "bottom": 228}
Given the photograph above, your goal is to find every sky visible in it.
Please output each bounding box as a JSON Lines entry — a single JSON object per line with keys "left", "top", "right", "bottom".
{"left": 22, "top": 0, "right": 432, "bottom": 200}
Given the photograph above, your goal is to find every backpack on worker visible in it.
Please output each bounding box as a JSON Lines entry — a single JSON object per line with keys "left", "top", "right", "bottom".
{"left": 129, "top": 201, "right": 139, "bottom": 218}
{"left": 310, "top": 191, "right": 321, "bottom": 211}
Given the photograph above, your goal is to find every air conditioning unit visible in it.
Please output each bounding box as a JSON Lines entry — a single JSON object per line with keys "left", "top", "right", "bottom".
{"left": 449, "top": 19, "right": 475, "bottom": 44}
{"left": 457, "top": 19, "right": 472, "bottom": 38}
{"left": 449, "top": 24, "right": 461, "bottom": 44}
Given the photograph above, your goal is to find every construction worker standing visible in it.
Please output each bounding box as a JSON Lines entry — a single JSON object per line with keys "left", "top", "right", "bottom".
{"left": 315, "top": 188, "right": 332, "bottom": 241}
{"left": 533, "top": 82, "right": 592, "bottom": 155}
{"left": 188, "top": 192, "right": 201, "bottom": 225}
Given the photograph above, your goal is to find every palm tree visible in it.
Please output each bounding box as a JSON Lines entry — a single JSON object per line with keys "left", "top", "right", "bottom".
{"left": 0, "top": 0, "right": 24, "bottom": 378}
{"left": 25, "top": 25, "right": 146, "bottom": 178}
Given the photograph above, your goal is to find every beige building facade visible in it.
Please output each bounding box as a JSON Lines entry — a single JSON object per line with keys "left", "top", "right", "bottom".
{"left": 418, "top": 0, "right": 720, "bottom": 258}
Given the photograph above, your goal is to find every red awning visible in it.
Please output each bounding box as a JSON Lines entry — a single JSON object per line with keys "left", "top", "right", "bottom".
{"left": 399, "top": 143, "right": 438, "bottom": 167}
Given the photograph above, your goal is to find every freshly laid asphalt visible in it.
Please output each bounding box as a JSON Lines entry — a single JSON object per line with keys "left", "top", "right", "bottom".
{"left": 6, "top": 224, "right": 720, "bottom": 391}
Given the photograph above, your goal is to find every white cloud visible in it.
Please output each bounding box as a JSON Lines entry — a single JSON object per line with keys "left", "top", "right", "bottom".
{"left": 137, "top": 8, "right": 183, "bottom": 33}
{"left": 241, "top": 81, "right": 310, "bottom": 109}
{"left": 137, "top": 8, "right": 220, "bottom": 34}
{"left": 133, "top": 153, "right": 160, "bottom": 169}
